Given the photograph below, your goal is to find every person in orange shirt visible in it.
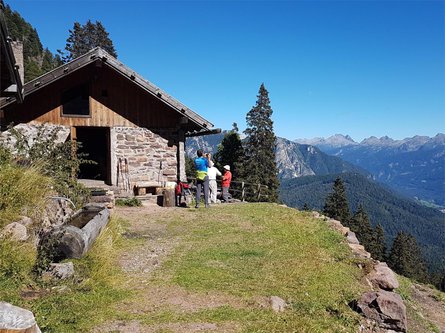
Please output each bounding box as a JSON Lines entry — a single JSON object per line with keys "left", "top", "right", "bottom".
{"left": 221, "top": 165, "right": 232, "bottom": 203}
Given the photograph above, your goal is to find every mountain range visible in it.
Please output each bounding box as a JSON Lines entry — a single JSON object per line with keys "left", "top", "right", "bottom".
{"left": 186, "top": 132, "right": 371, "bottom": 180}
{"left": 295, "top": 134, "right": 445, "bottom": 207}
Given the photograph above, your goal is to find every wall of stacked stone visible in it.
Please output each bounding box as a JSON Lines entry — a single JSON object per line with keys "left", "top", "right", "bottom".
{"left": 111, "top": 126, "right": 185, "bottom": 187}
{"left": 0, "top": 123, "right": 70, "bottom": 153}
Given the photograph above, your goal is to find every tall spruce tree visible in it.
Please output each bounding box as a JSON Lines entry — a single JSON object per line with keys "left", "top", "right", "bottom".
{"left": 351, "top": 204, "right": 372, "bottom": 243}
{"left": 371, "top": 223, "right": 387, "bottom": 262}
{"left": 213, "top": 128, "right": 244, "bottom": 179}
{"left": 388, "top": 231, "right": 428, "bottom": 282}
{"left": 243, "top": 83, "right": 280, "bottom": 202}
{"left": 388, "top": 231, "right": 409, "bottom": 274}
{"left": 62, "top": 20, "right": 117, "bottom": 62}
{"left": 323, "top": 177, "right": 351, "bottom": 225}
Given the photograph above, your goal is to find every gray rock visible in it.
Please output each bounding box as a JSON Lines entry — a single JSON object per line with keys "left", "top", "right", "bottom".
{"left": 348, "top": 243, "right": 371, "bottom": 259}
{"left": 346, "top": 231, "right": 360, "bottom": 244}
{"left": 357, "top": 290, "right": 407, "bottom": 332}
{"left": 0, "top": 222, "right": 28, "bottom": 241}
{"left": 16, "top": 216, "right": 33, "bottom": 226}
{"left": 0, "top": 301, "right": 41, "bottom": 333}
{"left": 269, "top": 296, "right": 287, "bottom": 312}
{"left": 368, "top": 262, "right": 399, "bottom": 290}
{"left": 43, "top": 262, "right": 74, "bottom": 280}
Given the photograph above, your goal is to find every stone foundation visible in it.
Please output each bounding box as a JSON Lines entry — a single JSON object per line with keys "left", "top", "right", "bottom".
{"left": 111, "top": 126, "right": 185, "bottom": 187}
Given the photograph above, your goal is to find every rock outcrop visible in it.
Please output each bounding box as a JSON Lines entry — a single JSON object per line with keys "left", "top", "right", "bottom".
{"left": 356, "top": 290, "right": 407, "bottom": 332}
{"left": 368, "top": 262, "right": 399, "bottom": 290}
{"left": 0, "top": 302, "right": 41, "bottom": 333}
{"left": 311, "top": 211, "right": 406, "bottom": 332}
{"left": 0, "top": 222, "right": 28, "bottom": 241}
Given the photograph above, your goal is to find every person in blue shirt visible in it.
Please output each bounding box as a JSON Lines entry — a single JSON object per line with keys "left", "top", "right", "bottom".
{"left": 194, "top": 149, "right": 211, "bottom": 208}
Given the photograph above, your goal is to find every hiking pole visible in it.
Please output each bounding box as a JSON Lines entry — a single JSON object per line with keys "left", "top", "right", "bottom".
{"left": 119, "top": 158, "right": 125, "bottom": 190}
{"left": 125, "top": 158, "right": 131, "bottom": 193}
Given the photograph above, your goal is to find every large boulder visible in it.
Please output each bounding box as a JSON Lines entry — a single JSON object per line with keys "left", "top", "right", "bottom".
{"left": 0, "top": 222, "right": 28, "bottom": 241}
{"left": 357, "top": 290, "right": 407, "bottom": 332}
{"left": 368, "top": 262, "right": 399, "bottom": 290}
{"left": 0, "top": 302, "right": 41, "bottom": 333}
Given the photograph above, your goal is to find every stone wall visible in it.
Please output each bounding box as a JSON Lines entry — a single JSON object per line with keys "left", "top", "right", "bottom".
{"left": 0, "top": 123, "right": 70, "bottom": 152}
{"left": 111, "top": 126, "right": 185, "bottom": 187}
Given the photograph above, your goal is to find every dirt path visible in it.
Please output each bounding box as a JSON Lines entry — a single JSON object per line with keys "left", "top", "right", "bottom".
{"left": 407, "top": 283, "right": 445, "bottom": 333}
{"left": 91, "top": 202, "right": 244, "bottom": 333}
{"left": 91, "top": 202, "right": 445, "bottom": 333}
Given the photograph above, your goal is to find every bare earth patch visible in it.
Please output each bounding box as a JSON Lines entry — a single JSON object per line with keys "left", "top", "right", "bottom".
{"left": 91, "top": 202, "right": 245, "bottom": 332}
{"left": 408, "top": 283, "right": 445, "bottom": 332}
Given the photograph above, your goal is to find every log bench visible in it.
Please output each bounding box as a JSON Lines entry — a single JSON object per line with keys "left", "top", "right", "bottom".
{"left": 134, "top": 181, "right": 163, "bottom": 196}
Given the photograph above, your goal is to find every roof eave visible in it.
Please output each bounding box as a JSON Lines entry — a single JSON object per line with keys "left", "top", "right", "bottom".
{"left": 2, "top": 47, "right": 214, "bottom": 131}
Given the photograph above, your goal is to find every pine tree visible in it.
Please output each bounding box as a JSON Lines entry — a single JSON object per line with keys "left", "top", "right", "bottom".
{"left": 371, "top": 223, "right": 387, "bottom": 262}
{"left": 243, "top": 83, "right": 280, "bottom": 202}
{"left": 213, "top": 130, "right": 244, "bottom": 179}
{"left": 323, "top": 177, "right": 351, "bottom": 225}
{"left": 388, "top": 231, "right": 428, "bottom": 282}
{"left": 406, "top": 234, "right": 428, "bottom": 282}
{"left": 302, "top": 203, "right": 310, "bottom": 211}
{"left": 63, "top": 20, "right": 117, "bottom": 62}
{"left": 351, "top": 204, "right": 375, "bottom": 251}
{"left": 388, "top": 231, "right": 409, "bottom": 274}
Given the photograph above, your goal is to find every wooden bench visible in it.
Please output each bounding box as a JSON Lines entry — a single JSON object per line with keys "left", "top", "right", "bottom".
{"left": 134, "top": 182, "right": 162, "bottom": 196}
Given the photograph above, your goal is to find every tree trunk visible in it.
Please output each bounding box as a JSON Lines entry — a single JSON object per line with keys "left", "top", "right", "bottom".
{"left": 163, "top": 188, "right": 175, "bottom": 207}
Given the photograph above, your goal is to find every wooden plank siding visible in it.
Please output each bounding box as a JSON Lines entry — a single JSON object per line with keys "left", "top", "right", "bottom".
{"left": 3, "top": 63, "right": 185, "bottom": 130}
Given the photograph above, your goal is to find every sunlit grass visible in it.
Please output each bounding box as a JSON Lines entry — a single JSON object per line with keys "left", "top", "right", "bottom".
{"left": 142, "top": 203, "right": 367, "bottom": 332}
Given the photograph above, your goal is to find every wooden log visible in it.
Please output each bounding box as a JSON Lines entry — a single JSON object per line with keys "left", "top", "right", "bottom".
{"left": 136, "top": 187, "right": 146, "bottom": 195}
{"left": 163, "top": 188, "right": 175, "bottom": 207}
{"left": 0, "top": 302, "right": 41, "bottom": 333}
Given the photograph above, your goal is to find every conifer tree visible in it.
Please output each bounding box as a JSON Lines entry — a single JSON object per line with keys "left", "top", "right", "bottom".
{"left": 388, "top": 231, "right": 409, "bottom": 274}
{"left": 388, "top": 231, "right": 428, "bottom": 282}
{"left": 351, "top": 204, "right": 372, "bottom": 242}
{"left": 302, "top": 203, "right": 310, "bottom": 211}
{"left": 323, "top": 177, "right": 351, "bottom": 225}
{"left": 243, "top": 83, "right": 280, "bottom": 202}
{"left": 371, "top": 223, "right": 387, "bottom": 262}
{"left": 214, "top": 128, "right": 244, "bottom": 179}
{"left": 62, "top": 20, "right": 117, "bottom": 62}
{"left": 406, "top": 234, "right": 428, "bottom": 282}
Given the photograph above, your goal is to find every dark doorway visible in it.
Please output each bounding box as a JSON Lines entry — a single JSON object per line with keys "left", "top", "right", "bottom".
{"left": 76, "top": 127, "right": 110, "bottom": 184}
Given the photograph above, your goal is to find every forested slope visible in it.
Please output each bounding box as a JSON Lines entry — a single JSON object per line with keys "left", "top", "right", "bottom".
{"left": 280, "top": 173, "right": 445, "bottom": 272}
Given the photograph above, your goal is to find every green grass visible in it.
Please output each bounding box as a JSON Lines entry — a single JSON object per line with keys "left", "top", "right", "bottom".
{"left": 138, "top": 203, "right": 367, "bottom": 332}
{"left": 0, "top": 216, "right": 130, "bottom": 332}
{"left": 0, "top": 163, "right": 52, "bottom": 227}
{"left": 0, "top": 203, "right": 371, "bottom": 332}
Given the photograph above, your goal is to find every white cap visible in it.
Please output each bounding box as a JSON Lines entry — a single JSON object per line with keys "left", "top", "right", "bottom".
{"left": 224, "top": 165, "right": 230, "bottom": 170}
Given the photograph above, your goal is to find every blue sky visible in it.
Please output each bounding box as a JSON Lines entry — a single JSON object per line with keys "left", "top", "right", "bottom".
{"left": 7, "top": 0, "right": 445, "bottom": 142}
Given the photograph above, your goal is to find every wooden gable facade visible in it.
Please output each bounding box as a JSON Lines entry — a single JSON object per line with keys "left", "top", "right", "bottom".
{"left": 0, "top": 48, "right": 216, "bottom": 188}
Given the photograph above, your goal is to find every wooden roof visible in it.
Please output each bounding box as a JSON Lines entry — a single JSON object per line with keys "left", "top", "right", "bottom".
{"left": 1, "top": 47, "right": 214, "bottom": 134}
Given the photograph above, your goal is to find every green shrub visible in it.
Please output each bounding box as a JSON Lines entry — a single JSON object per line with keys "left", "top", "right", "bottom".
{"left": 6, "top": 124, "right": 91, "bottom": 207}
{"left": 115, "top": 197, "right": 142, "bottom": 207}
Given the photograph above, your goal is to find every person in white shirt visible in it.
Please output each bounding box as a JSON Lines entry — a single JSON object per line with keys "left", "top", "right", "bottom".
{"left": 207, "top": 162, "right": 222, "bottom": 203}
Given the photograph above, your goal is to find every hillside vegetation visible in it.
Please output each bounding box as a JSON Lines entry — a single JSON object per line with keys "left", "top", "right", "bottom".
{"left": 280, "top": 173, "right": 445, "bottom": 273}
{"left": 2, "top": 201, "right": 445, "bottom": 332}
